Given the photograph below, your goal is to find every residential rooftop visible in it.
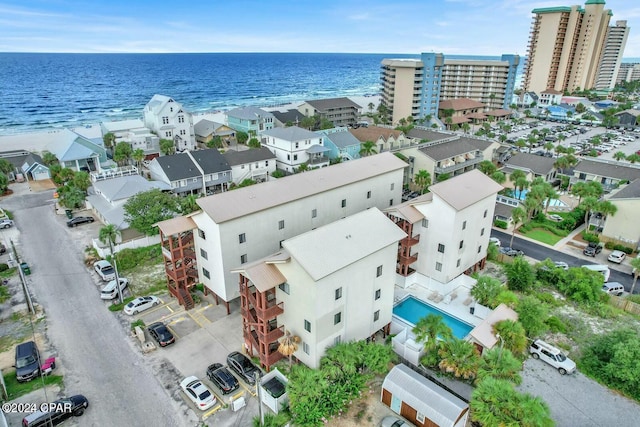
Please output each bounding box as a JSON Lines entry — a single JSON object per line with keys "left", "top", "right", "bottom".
{"left": 419, "top": 137, "right": 492, "bottom": 161}
{"left": 223, "top": 147, "right": 275, "bottom": 166}
{"left": 609, "top": 179, "right": 640, "bottom": 200}
{"left": 574, "top": 158, "right": 640, "bottom": 182}
{"left": 429, "top": 169, "right": 503, "bottom": 211}
{"left": 504, "top": 152, "right": 557, "bottom": 175}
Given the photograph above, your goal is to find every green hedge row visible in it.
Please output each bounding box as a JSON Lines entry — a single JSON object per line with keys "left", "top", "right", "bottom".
{"left": 494, "top": 220, "right": 508, "bottom": 229}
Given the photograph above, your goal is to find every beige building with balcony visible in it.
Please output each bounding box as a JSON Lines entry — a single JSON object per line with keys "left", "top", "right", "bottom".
{"left": 595, "top": 20, "right": 630, "bottom": 90}
{"left": 523, "top": 1, "right": 612, "bottom": 94}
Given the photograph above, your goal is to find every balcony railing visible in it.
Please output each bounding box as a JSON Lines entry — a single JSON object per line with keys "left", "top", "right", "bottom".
{"left": 400, "top": 235, "right": 420, "bottom": 247}
{"left": 398, "top": 253, "right": 418, "bottom": 265}
{"left": 435, "top": 155, "right": 483, "bottom": 174}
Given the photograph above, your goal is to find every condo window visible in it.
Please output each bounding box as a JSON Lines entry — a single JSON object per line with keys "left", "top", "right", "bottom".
{"left": 295, "top": 142, "right": 299, "bottom": 149}
{"left": 389, "top": 199, "right": 394, "bottom": 206}
{"left": 334, "top": 312, "right": 342, "bottom": 325}
{"left": 334, "top": 336, "right": 341, "bottom": 345}
{"left": 457, "top": 259, "right": 461, "bottom": 268}
{"left": 294, "top": 154, "right": 298, "bottom": 161}
{"left": 240, "top": 254, "right": 247, "bottom": 264}
{"left": 375, "top": 289, "right": 381, "bottom": 300}
{"left": 304, "top": 320, "right": 311, "bottom": 332}
{"left": 335, "top": 287, "right": 342, "bottom": 300}
{"left": 287, "top": 154, "right": 291, "bottom": 160}
{"left": 198, "top": 229, "right": 206, "bottom": 240}
{"left": 303, "top": 342, "right": 310, "bottom": 354}
{"left": 436, "top": 262, "right": 442, "bottom": 272}
{"left": 376, "top": 265, "right": 383, "bottom": 277}
{"left": 422, "top": 219, "right": 428, "bottom": 228}
{"left": 311, "top": 208, "right": 317, "bottom": 218}
{"left": 374, "top": 310, "right": 380, "bottom": 322}
{"left": 484, "top": 209, "right": 488, "bottom": 218}
{"left": 202, "top": 268, "right": 210, "bottom": 279}
{"left": 417, "top": 412, "right": 426, "bottom": 423}
{"left": 279, "top": 240, "right": 284, "bottom": 248}
{"left": 459, "top": 240, "right": 464, "bottom": 249}
{"left": 390, "top": 183, "right": 395, "bottom": 191}
{"left": 438, "top": 244, "right": 445, "bottom": 253}
{"left": 239, "top": 233, "right": 246, "bottom": 244}
{"left": 481, "top": 228, "right": 485, "bottom": 236}
{"left": 279, "top": 282, "right": 290, "bottom": 295}
{"left": 341, "top": 199, "right": 347, "bottom": 208}
{"left": 462, "top": 221, "right": 467, "bottom": 230}
{"left": 367, "top": 190, "right": 371, "bottom": 199}
{"left": 279, "top": 220, "right": 285, "bottom": 230}
{"left": 478, "top": 245, "right": 482, "bottom": 253}
{"left": 200, "top": 249, "right": 208, "bottom": 260}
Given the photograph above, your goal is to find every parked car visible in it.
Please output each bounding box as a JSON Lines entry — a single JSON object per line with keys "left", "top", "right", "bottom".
{"left": 380, "top": 416, "right": 410, "bottom": 427}
{"left": 93, "top": 260, "right": 116, "bottom": 281}
{"left": 14, "top": 341, "right": 40, "bottom": 382}
{"left": 100, "top": 278, "right": 129, "bottom": 300}
{"left": 227, "top": 351, "right": 261, "bottom": 385}
{"left": 583, "top": 242, "right": 603, "bottom": 257}
{"left": 0, "top": 218, "right": 14, "bottom": 228}
{"left": 148, "top": 322, "right": 175, "bottom": 347}
{"left": 602, "top": 282, "right": 625, "bottom": 296}
{"left": 180, "top": 376, "right": 217, "bottom": 411}
{"left": 206, "top": 363, "right": 239, "bottom": 394}
{"left": 529, "top": 339, "right": 576, "bottom": 375}
{"left": 21, "top": 395, "right": 89, "bottom": 427}
{"left": 553, "top": 261, "right": 569, "bottom": 270}
{"left": 607, "top": 250, "right": 626, "bottom": 264}
{"left": 489, "top": 237, "right": 501, "bottom": 247}
{"left": 500, "top": 247, "right": 524, "bottom": 257}
{"left": 124, "top": 296, "right": 160, "bottom": 315}
{"left": 548, "top": 214, "right": 563, "bottom": 222}
{"left": 66, "top": 216, "right": 95, "bottom": 227}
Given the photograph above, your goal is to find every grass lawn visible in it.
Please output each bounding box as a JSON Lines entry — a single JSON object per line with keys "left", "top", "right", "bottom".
{"left": 3, "top": 371, "right": 64, "bottom": 400}
{"left": 520, "top": 228, "right": 564, "bottom": 245}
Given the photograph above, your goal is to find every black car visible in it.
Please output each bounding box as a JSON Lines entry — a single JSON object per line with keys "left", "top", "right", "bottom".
{"left": 66, "top": 216, "right": 95, "bottom": 227}
{"left": 583, "top": 241, "right": 603, "bottom": 257}
{"left": 22, "top": 395, "right": 89, "bottom": 427}
{"left": 227, "top": 351, "right": 261, "bottom": 385}
{"left": 500, "top": 247, "right": 524, "bottom": 257}
{"left": 148, "top": 322, "right": 175, "bottom": 347}
{"left": 206, "top": 363, "right": 239, "bottom": 394}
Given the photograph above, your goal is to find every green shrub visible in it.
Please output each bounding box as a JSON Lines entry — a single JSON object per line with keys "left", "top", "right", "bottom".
{"left": 604, "top": 241, "right": 615, "bottom": 250}
{"left": 115, "top": 245, "right": 162, "bottom": 272}
{"left": 494, "top": 219, "right": 508, "bottom": 229}
{"left": 271, "top": 170, "right": 285, "bottom": 178}
{"left": 131, "top": 319, "right": 145, "bottom": 330}
{"left": 534, "top": 292, "right": 558, "bottom": 305}
{"left": 626, "top": 294, "right": 640, "bottom": 304}
{"left": 545, "top": 316, "right": 568, "bottom": 333}
{"left": 519, "top": 223, "right": 532, "bottom": 233}
{"left": 0, "top": 263, "right": 8, "bottom": 272}
{"left": 613, "top": 244, "right": 633, "bottom": 254}
{"left": 581, "top": 232, "right": 600, "bottom": 243}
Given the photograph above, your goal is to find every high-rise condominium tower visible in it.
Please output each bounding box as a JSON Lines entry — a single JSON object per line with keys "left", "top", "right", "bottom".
{"left": 595, "top": 20, "right": 630, "bottom": 90}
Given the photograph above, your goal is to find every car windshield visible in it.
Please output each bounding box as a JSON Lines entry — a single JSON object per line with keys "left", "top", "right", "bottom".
{"left": 16, "top": 355, "right": 36, "bottom": 368}
{"left": 102, "top": 267, "right": 115, "bottom": 274}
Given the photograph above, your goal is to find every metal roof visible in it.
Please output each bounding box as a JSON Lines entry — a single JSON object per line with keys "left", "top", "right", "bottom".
{"left": 574, "top": 159, "right": 640, "bottom": 182}
{"left": 468, "top": 304, "right": 519, "bottom": 349}
{"left": 225, "top": 106, "right": 274, "bottom": 121}
{"left": 419, "top": 137, "right": 492, "bottom": 161}
{"left": 261, "top": 126, "right": 320, "bottom": 141}
{"left": 230, "top": 252, "right": 290, "bottom": 293}
{"left": 155, "top": 216, "right": 197, "bottom": 236}
{"left": 383, "top": 364, "right": 468, "bottom": 427}
{"left": 223, "top": 147, "right": 275, "bottom": 166}
{"left": 504, "top": 152, "right": 556, "bottom": 175}
{"left": 610, "top": 179, "right": 640, "bottom": 199}
{"left": 92, "top": 175, "right": 171, "bottom": 202}
{"left": 429, "top": 169, "right": 503, "bottom": 211}
{"left": 196, "top": 152, "right": 407, "bottom": 223}
{"left": 321, "top": 129, "right": 361, "bottom": 149}
{"left": 383, "top": 193, "right": 433, "bottom": 224}
{"left": 282, "top": 208, "right": 406, "bottom": 281}
{"left": 303, "top": 97, "right": 361, "bottom": 111}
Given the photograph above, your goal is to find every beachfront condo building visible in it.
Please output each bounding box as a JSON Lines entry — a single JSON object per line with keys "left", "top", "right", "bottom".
{"left": 232, "top": 208, "right": 405, "bottom": 369}
{"left": 143, "top": 95, "right": 196, "bottom": 152}
{"left": 155, "top": 153, "right": 407, "bottom": 313}
{"left": 523, "top": 1, "right": 616, "bottom": 94}
{"left": 380, "top": 53, "right": 519, "bottom": 125}
{"left": 616, "top": 62, "right": 640, "bottom": 85}
{"left": 384, "top": 169, "right": 502, "bottom": 287}
{"left": 595, "top": 20, "right": 630, "bottom": 90}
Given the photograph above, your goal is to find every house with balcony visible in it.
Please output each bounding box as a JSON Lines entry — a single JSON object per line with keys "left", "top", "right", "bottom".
{"left": 502, "top": 153, "right": 557, "bottom": 183}
{"left": 231, "top": 208, "right": 405, "bottom": 370}
{"left": 384, "top": 170, "right": 502, "bottom": 288}
{"left": 148, "top": 149, "right": 231, "bottom": 196}
{"left": 571, "top": 158, "right": 640, "bottom": 191}
{"left": 143, "top": 95, "right": 196, "bottom": 152}
{"left": 223, "top": 147, "right": 276, "bottom": 185}
{"left": 297, "top": 97, "right": 362, "bottom": 127}
{"left": 438, "top": 99, "right": 487, "bottom": 128}
{"left": 271, "top": 109, "right": 307, "bottom": 128}
{"left": 262, "top": 126, "right": 330, "bottom": 173}
{"left": 538, "top": 89, "right": 563, "bottom": 106}
{"left": 349, "top": 126, "right": 409, "bottom": 153}
{"left": 155, "top": 153, "right": 405, "bottom": 312}
{"left": 317, "top": 127, "right": 362, "bottom": 161}
{"left": 600, "top": 179, "right": 640, "bottom": 247}
{"left": 194, "top": 119, "right": 235, "bottom": 146}
{"left": 225, "top": 106, "right": 275, "bottom": 136}
{"left": 100, "top": 119, "right": 160, "bottom": 160}
{"left": 44, "top": 129, "right": 108, "bottom": 173}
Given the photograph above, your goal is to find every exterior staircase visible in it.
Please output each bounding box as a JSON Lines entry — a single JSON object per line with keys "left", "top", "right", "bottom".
{"left": 178, "top": 286, "right": 194, "bottom": 310}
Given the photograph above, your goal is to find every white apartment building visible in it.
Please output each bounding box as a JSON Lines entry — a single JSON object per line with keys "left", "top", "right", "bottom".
{"left": 143, "top": 94, "right": 196, "bottom": 152}
{"left": 385, "top": 169, "right": 502, "bottom": 287}
{"left": 190, "top": 152, "right": 407, "bottom": 306}
{"left": 232, "top": 208, "right": 406, "bottom": 369}
{"left": 595, "top": 20, "right": 630, "bottom": 90}
{"left": 261, "top": 126, "right": 330, "bottom": 173}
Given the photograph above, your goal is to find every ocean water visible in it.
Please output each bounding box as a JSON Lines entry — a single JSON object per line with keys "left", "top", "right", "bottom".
{"left": 0, "top": 52, "right": 418, "bottom": 135}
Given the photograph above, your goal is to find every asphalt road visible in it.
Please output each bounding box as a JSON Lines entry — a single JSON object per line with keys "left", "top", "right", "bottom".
{"left": 3, "top": 188, "right": 188, "bottom": 426}
{"left": 491, "top": 229, "right": 633, "bottom": 292}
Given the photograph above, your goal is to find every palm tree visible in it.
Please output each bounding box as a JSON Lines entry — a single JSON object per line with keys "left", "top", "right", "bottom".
{"left": 580, "top": 196, "right": 599, "bottom": 228}
{"left": 103, "top": 132, "right": 116, "bottom": 151}
{"left": 515, "top": 138, "right": 526, "bottom": 152}
{"left": 478, "top": 160, "right": 497, "bottom": 176}
{"left": 160, "top": 139, "right": 175, "bottom": 156}
{"left": 509, "top": 207, "right": 526, "bottom": 249}
{"left": 554, "top": 144, "right": 566, "bottom": 157}
{"left": 570, "top": 181, "right": 588, "bottom": 204}
{"left": 613, "top": 151, "right": 627, "bottom": 162}
{"left": 476, "top": 347, "right": 523, "bottom": 385}
{"left": 73, "top": 171, "right": 91, "bottom": 193}
{"left": 438, "top": 338, "right": 480, "bottom": 380}
{"left": 490, "top": 171, "right": 506, "bottom": 185}
{"left": 180, "top": 194, "right": 200, "bottom": 214}
{"left": 367, "top": 102, "right": 374, "bottom": 113}
{"left": 514, "top": 177, "right": 529, "bottom": 199}
{"left": 626, "top": 153, "right": 640, "bottom": 164}
{"left": 132, "top": 149, "right": 145, "bottom": 171}
{"left": 493, "top": 319, "right": 528, "bottom": 357}
{"left": 509, "top": 169, "right": 526, "bottom": 188}
{"left": 99, "top": 224, "right": 122, "bottom": 302}
{"left": 414, "top": 170, "right": 431, "bottom": 194}
{"left": 412, "top": 314, "right": 453, "bottom": 353}
{"left": 277, "top": 330, "right": 301, "bottom": 368}
{"left": 41, "top": 151, "right": 59, "bottom": 167}
{"left": 461, "top": 122, "right": 471, "bottom": 134}
{"left": 595, "top": 200, "right": 617, "bottom": 229}
{"left": 543, "top": 142, "right": 554, "bottom": 154}
{"left": 527, "top": 135, "right": 537, "bottom": 153}
{"left": 553, "top": 156, "right": 569, "bottom": 175}
{"left": 630, "top": 257, "right": 640, "bottom": 295}
{"left": 359, "top": 140, "right": 377, "bottom": 157}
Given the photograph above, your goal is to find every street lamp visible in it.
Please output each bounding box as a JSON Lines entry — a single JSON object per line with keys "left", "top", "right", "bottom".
{"left": 496, "top": 333, "right": 505, "bottom": 362}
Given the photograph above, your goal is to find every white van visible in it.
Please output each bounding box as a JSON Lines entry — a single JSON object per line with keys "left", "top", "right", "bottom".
{"left": 582, "top": 264, "right": 610, "bottom": 282}
{"left": 529, "top": 339, "right": 576, "bottom": 375}
{"left": 602, "top": 282, "right": 624, "bottom": 296}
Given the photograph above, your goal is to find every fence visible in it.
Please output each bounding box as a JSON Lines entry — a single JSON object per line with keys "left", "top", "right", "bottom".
{"left": 609, "top": 295, "right": 640, "bottom": 315}
{"left": 92, "top": 235, "right": 160, "bottom": 257}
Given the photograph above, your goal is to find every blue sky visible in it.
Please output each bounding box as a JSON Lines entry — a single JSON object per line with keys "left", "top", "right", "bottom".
{"left": 0, "top": 0, "right": 638, "bottom": 56}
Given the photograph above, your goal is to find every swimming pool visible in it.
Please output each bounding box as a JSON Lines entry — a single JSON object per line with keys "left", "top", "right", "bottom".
{"left": 393, "top": 296, "right": 474, "bottom": 339}
{"left": 514, "top": 189, "right": 567, "bottom": 207}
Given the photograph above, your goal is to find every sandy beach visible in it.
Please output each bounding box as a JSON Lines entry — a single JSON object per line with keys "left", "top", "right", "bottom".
{"left": 0, "top": 95, "right": 381, "bottom": 154}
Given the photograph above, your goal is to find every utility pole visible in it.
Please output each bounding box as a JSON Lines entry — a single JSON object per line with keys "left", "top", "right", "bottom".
{"left": 11, "top": 239, "right": 34, "bottom": 314}
{"left": 255, "top": 371, "right": 263, "bottom": 426}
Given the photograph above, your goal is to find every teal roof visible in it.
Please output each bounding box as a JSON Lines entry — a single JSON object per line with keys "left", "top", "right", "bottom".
{"left": 585, "top": 0, "right": 605, "bottom": 5}
{"left": 532, "top": 6, "right": 572, "bottom": 14}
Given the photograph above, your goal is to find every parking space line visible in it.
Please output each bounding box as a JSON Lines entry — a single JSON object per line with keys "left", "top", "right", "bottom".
{"left": 202, "top": 403, "right": 223, "bottom": 420}
{"left": 231, "top": 390, "right": 244, "bottom": 401}
{"left": 166, "top": 324, "right": 180, "bottom": 339}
